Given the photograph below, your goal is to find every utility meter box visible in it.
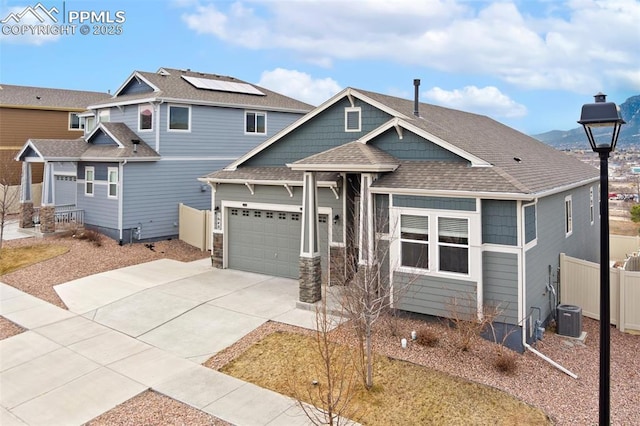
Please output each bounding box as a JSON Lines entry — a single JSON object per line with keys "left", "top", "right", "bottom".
{"left": 557, "top": 304, "right": 582, "bottom": 338}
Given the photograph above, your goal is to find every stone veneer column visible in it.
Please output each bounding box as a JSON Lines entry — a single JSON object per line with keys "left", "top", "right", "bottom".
{"left": 299, "top": 256, "right": 322, "bottom": 303}
{"left": 19, "top": 202, "right": 34, "bottom": 228}
{"left": 212, "top": 233, "right": 223, "bottom": 268}
{"left": 39, "top": 206, "right": 55, "bottom": 233}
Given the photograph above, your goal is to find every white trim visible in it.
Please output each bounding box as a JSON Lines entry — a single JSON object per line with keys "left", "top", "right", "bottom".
{"left": 522, "top": 201, "right": 538, "bottom": 251}
{"left": 564, "top": 195, "right": 573, "bottom": 237}
{"left": 167, "top": 104, "right": 191, "bottom": 132}
{"left": 111, "top": 71, "right": 160, "bottom": 98}
{"left": 107, "top": 167, "right": 119, "bottom": 199}
{"left": 162, "top": 156, "right": 237, "bottom": 162}
{"left": 371, "top": 186, "right": 535, "bottom": 201}
{"left": 68, "top": 112, "right": 83, "bottom": 131}
{"left": 118, "top": 161, "right": 125, "bottom": 240}
{"left": 244, "top": 110, "right": 267, "bottom": 135}
{"left": 84, "top": 166, "right": 95, "bottom": 197}
{"left": 287, "top": 162, "right": 398, "bottom": 172}
{"left": 345, "top": 107, "right": 361, "bottom": 132}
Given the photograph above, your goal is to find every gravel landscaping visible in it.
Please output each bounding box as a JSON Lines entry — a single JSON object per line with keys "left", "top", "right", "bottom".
{"left": 2, "top": 232, "right": 639, "bottom": 425}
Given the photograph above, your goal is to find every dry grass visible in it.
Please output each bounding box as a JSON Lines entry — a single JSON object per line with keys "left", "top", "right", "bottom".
{"left": 221, "top": 331, "right": 551, "bottom": 426}
{"left": 610, "top": 218, "right": 639, "bottom": 236}
{"left": 0, "top": 244, "right": 69, "bottom": 275}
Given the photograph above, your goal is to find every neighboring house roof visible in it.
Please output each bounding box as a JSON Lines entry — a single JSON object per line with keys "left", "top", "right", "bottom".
{"left": 89, "top": 67, "right": 314, "bottom": 113}
{"left": 16, "top": 123, "right": 159, "bottom": 162}
{"left": 0, "top": 84, "right": 110, "bottom": 111}
{"left": 219, "top": 87, "right": 597, "bottom": 198}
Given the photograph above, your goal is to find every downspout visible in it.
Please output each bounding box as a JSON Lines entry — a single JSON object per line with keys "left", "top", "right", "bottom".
{"left": 118, "top": 160, "right": 126, "bottom": 243}
{"left": 520, "top": 201, "right": 577, "bottom": 379}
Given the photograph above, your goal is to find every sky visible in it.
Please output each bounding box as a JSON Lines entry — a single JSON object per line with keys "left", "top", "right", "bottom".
{"left": 0, "top": 0, "right": 639, "bottom": 135}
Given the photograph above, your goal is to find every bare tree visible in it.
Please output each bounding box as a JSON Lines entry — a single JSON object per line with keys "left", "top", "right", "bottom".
{"left": 291, "top": 298, "right": 359, "bottom": 425}
{"left": 0, "top": 161, "right": 20, "bottom": 251}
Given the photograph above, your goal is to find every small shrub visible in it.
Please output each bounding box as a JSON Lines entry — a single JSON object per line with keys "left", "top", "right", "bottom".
{"left": 75, "top": 229, "right": 103, "bottom": 247}
{"left": 493, "top": 351, "right": 518, "bottom": 374}
{"left": 416, "top": 327, "right": 439, "bottom": 347}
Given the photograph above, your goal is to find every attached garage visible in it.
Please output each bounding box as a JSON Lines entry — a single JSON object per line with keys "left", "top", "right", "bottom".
{"left": 54, "top": 175, "right": 77, "bottom": 206}
{"left": 227, "top": 207, "right": 329, "bottom": 279}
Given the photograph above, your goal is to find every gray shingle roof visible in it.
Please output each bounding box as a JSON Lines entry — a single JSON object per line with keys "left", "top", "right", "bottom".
{"left": 355, "top": 88, "right": 598, "bottom": 194}
{"left": 0, "top": 84, "right": 110, "bottom": 110}
{"left": 202, "top": 167, "right": 339, "bottom": 184}
{"left": 290, "top": 141, "right": 399, "bottom": 171}
{"left": 21, "top": 123, "right": 159, "bottom": 161}
{"left": 90, "top": 68, "right": 314, "bottom": 113}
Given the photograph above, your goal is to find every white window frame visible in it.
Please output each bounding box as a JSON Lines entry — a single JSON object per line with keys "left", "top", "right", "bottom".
{"left": 68, "top": 112, "right": 82, "bottom": 130}
{"left": 399, "top": 214, "right": 430, "bottom": 271}
{"left": 98, "top": 110, "right": 110, "bottom": 123}
{"left": 245, "top": 111, "right": 267, "bottom": 135}
{"left": 84, "top": 116, "right": 95, "bottom": 134}
{"left": 565, "top": 195, "right": 573, "bottom": 237}
{"left": 345, "top": 107, "right": 361, "bottom": 132}
{"left": 590, "top": 187, "right": 595, "bottom": 225}
{"left": 437, "top": 216, "right": 470, "bottom": 275}
{"left": 107, "top": 167, "right": 118, "bottom": 199}
{"left": 84, "top": 166, "right": 95, "bottom": 196}
{"left": 138, "top": 104, "right": 154, "bottom": 132}
{"left": 167, "top": 104, "right": 191, "bottom": 132}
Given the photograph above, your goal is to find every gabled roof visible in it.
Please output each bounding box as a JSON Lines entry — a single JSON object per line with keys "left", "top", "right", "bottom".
{"left": 0, "top": 84, "right": 110, "bottom": 111}
{"left": 288, "top": 141, "right": 399, "bottom": 172}
{"left": 200, "top": 166, "right": 340, "bottom": 186}
{"left": 225, "top": 87, "right": 597, "bottom": 196}
{"left": 15, "top": 123, "right": 159, "bottom": 162}
{"left": 89, "top": 67, "right": 314, "bottom": 113}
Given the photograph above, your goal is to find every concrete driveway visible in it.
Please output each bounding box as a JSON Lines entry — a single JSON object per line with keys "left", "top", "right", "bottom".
{"left": 1, "top": 259, "right": 342, "bottom": 425}
{"left": 54, "top": 259, "right": 326, "bottom": 363}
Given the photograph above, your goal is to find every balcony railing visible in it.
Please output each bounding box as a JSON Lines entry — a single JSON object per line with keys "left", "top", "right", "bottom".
{"left": 32, "top": 205, "right": 84, "bottom": 229}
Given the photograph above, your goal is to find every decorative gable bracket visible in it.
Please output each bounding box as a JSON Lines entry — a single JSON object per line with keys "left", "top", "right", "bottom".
{"left": 244, "top": 182, "right": 255, "bottom": 195}
{"left": 283, "top": 184, "right": 293, "bottom": 198}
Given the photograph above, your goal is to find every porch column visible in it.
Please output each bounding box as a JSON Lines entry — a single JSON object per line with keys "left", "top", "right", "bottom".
{"left": 19, "top": 161, "right": 34, "bottom": 228}
{"left": 40, "top": 162, "right": 55, "bottom": 233}
{"left": 359, "top": 173, "right": 375, "bottom": 266}
{"left": 299, "top": 171, "right": 322, "bottom": 303}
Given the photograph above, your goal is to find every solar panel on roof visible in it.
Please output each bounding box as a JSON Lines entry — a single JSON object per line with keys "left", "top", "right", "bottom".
{"left": 182, "top": 75, "right": 265, "bottom": 96}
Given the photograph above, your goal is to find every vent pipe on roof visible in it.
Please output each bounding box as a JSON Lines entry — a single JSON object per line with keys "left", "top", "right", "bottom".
{"left": 413, "top": 79, "right": 420, "bottom": 117}
{"left": 132, "top": 139, "right": 140, "bottom": 153}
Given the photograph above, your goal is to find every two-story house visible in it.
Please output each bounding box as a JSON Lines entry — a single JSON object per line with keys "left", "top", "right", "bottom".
{"left": 15, "top": 68, "right": 312, "bottom": 240}
{"left": 0, "top": 84, "right": 109, "bottom": 208}
{"left": 200, "top": 82, "right": 600, "bottom": 351}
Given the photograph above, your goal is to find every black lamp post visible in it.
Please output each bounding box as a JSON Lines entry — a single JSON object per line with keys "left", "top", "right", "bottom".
{"left": 578, "top": 93, "right": 625, "bottom": 426}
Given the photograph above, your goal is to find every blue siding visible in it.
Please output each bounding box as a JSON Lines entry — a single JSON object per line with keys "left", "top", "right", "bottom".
{"left": 525, "top": 185, "right": 599, "bottom": 324}
{"left": 370, "top": 128, "right": 465, "bottom": 161}
{"left": 482, "top": 251, "right": 519, "bottom": 324}
{"left": 245, "top": 98, "right": 393, "bottom": 166}
{"left": 157, "top": 104, "right": 303, "bottom": 158}
{"left": 482, "top": 200, "right": 517, "bottom": 245}
{"left": 215, "top": 183, "right": 343, "bottom": 243}
{"left": 119, "top": 79, "right": 154, "bottom": 95}
{"left": 393, "top": 195, "right": 476, "bottom": 211}
{"left": 90, "top": 131, "right": 119, "bottom": 146}
{"left": 395, "top": 272, "right": 477, "bottom": 319}
{"left": 76, "top": 162, "right": 119, "bottom": 230}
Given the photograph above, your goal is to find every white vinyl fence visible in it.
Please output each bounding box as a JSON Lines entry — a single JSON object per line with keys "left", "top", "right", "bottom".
{"left": 560, "top": 253, "right": 640, "bottom": 333}
{"left": 178, "top": 203, "right": 211, "bottom": 251}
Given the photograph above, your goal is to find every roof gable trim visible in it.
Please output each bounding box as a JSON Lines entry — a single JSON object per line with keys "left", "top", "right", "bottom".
{"left": 86, "top": 124, "right": 125, "bottom": 148}
{"left": 113, "top": 71, "right": 160, "bottom": 97}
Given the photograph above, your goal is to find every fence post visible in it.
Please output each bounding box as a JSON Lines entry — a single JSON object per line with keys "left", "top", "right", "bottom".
{"left": 618, "top": 268, "right": 626, "bottom": 332}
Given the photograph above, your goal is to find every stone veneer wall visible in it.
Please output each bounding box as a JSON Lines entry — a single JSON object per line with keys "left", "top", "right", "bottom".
{"left": 299, "top": 256, "right": 322, "bottom": 303}
{"left": 40, "top": 206, "right": 55, "bottom": 233}
{"left": 212, "top": 233, "right": 223, "bottom": 268}
{"left": 19, "top": 202, "right": 34, "bottom": 228}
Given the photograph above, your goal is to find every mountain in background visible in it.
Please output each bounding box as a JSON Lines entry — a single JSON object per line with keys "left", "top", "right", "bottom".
{"left": 533, "top": 95, "right": 640, "bottom": 150}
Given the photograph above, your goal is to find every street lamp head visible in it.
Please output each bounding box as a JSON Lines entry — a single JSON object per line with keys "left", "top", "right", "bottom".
{"left": 578, "top": 93, "right": 625, "bottom": 154}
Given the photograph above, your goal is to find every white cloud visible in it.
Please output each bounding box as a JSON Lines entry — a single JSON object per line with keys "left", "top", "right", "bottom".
{"left": 257, "top": 68, "right": 342, "bottom": 106}
{"left": 424, "top": 86, "right": 528, "bottom": 118}
{"left": 180, "top": 0, "right": 640, "bottom": 94}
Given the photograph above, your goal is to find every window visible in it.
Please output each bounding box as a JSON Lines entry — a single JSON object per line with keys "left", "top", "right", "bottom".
{"left": 565, "top": 195, "right": 573, "bottom": 236}
{"left": 345, "top": 107, "right": 361, "bottom": 132}
{"left": 84, "top": 167, "right": 94, "bottom": 196}
{"left": 400, "top": 215, "right": 429, "bottom": 269}
{"left": 590, "top": 187, "right": 595, "bottom": 225}
{"left": 69, "top": 113, "right": 82, "bottom": 130}
{"left": 107, "top": 167, "right": 118, "bottom": 198}
{"left": 168, "top": 105, "right": 190, "bottom": 131}
{"left": 98, "top": 110, "right": 110, "bottom": 123}
{"left": 245, "top": 111, "right": 266, "bottom": 134}
{"left": 438, "top": 217, "right": 469, "bottom": 274}
{"left": 84, "top": 116, "right": 95, "bottom": 133}
{"left": 139, "top": 105, "right": 153, "bottom": 131}
{"left": 291, "top": 213, "right": 300, "bottom": 221}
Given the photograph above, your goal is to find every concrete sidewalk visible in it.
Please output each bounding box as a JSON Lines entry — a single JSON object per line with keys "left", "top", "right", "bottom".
{"left": 0, "top": 260, "right": 342, "bottom": 425}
